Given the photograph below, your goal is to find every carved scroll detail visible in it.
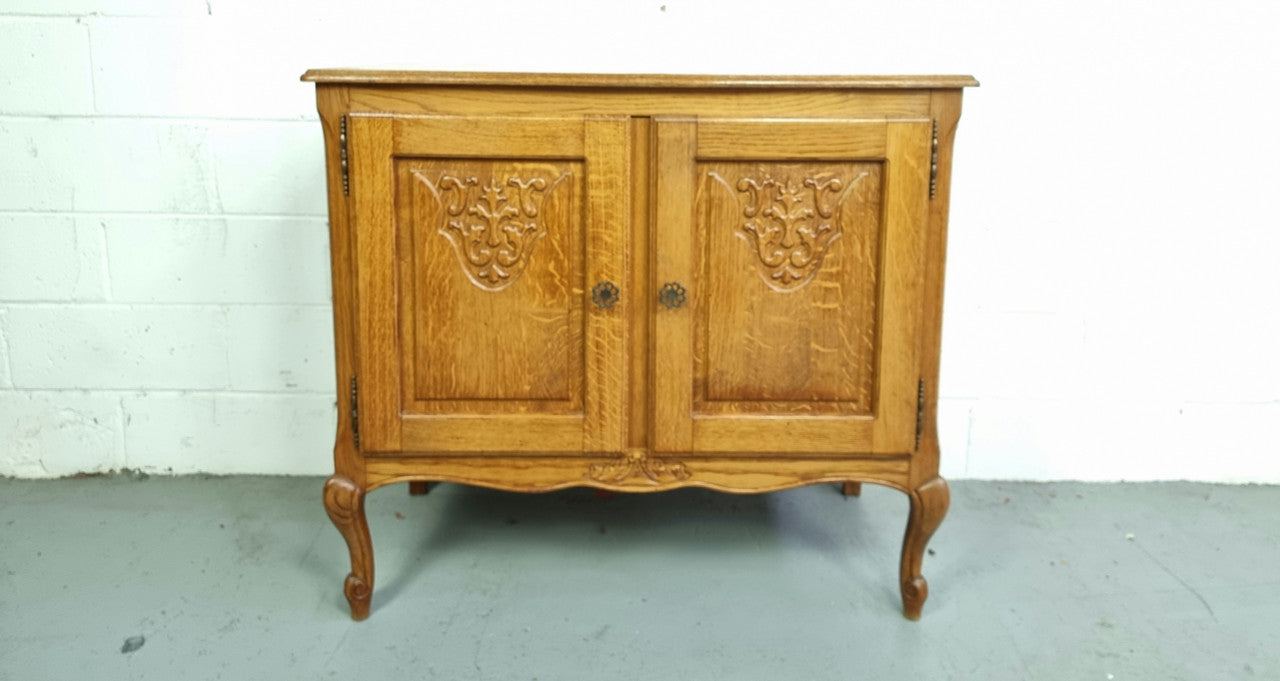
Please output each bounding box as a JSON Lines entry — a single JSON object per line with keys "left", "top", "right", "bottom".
{"left": 900, "top": 476, "right": 949, "bottom": 620}
{"left": 587, "top": 450, "right": 692, "bottom": 486}
{"left": 710, "top": 171, "right": 866, "bottom": 291}
{"left": 414, "top": 171, "right": 568, "bottom": 291}
{"left": 323, "top": 475, "right": 373, "bottom": 620}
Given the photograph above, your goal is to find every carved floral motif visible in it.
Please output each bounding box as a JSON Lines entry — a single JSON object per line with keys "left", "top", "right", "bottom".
{"left": 415, "top": 171, "right": 568, "bottom": 291}
{"left": 587, "top": 450, "right": 692, "bottom": 486}
{"left": 710, "top": 171, "right": 867, "bottom": 291}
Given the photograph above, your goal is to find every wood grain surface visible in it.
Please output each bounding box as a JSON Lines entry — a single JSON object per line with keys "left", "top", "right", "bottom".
{"left": 364, "top": 455, "right": 912, "bottom": 494}
{"left": 404, "top": 159, "right": 581, "bottom": 403}
{"left": 349, "top": 115, "right": 628, "bottom": 454}
{"left": 349, "top": 87, "right": 934, "bottom": 120}
{"left": 699, "top": 160, "right": 882, "bottom": 411}
{"left": 654, "top": 118, "right": 930, "bottom": 454}
{"left": 323, "top": 475, "right": 373, "bottom": 620}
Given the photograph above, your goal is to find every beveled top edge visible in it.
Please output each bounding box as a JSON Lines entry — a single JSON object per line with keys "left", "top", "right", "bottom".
{"left": 300, "top": 69, "right": 979, "bottom": 89}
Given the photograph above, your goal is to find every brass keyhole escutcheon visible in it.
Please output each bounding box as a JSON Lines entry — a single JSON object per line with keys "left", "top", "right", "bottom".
{"left": 658, "top": 282, "right": 687, "bottom": 309}
{"left": 592, "top": 281, "right": 619, "bottom": 309}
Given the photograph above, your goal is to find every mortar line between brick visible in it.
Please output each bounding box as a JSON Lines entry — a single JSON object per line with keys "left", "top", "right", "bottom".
{"left": 0, "top": 113, "right": 317, "bottom": 123}
{"left": 1178, "top": 399, "right": 1280, "bottom": 406}
{"left": 0, "top": 302, "right": 331, "bottom": 309}
{"left": 0, "top": 210, "right": 326, "bottom": 220}
{"left": 0, "top": 312, "right": 12, "bottom": 389}
{"left": 117, "top": 396, "right": 128, "bottom": 470}
{"left": 0, "top": 388, "right": 337, "bottom": 398}
{"left": 0, "top": 13, "right": 94, "bottom": 21}
{"left": 97, "top": 218, "right": 113, "bottom": 300}
{"left": 220, "top": 306, "right": 232, "bottom": 391}
{"left": 0, "top": 13, "right": 189, "bottom": 19}
{"left": 81, "top": 16, "right": 99, "bottom": 115}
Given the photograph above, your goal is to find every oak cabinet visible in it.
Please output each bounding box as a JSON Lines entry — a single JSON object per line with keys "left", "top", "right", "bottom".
{"left": 304, "top": 70, "right": 976, "bottom": 621}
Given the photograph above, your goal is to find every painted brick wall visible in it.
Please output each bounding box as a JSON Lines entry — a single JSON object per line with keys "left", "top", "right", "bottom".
{"left": 2, "top": 1, "right": 1278, "bottom": 480}
{"left": 0, "top": 2, "right": 335, "bottom": 476}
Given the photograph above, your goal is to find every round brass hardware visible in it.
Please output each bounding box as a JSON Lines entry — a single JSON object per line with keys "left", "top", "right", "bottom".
{"left": 592, "top": 281, "right": 620, "bottom": 309}
{"left": 658, "top": 282, "right": 687, "bottom": 309}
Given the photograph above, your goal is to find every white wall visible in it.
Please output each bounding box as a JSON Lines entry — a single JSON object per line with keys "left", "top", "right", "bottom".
{"left": 1, "top": 1, "right": 1277, "bottom": 481}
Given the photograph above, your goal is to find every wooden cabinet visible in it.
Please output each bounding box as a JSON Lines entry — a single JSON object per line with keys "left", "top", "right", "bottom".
{"left": 303, "top": 70, "right": 977, "bottom": 621}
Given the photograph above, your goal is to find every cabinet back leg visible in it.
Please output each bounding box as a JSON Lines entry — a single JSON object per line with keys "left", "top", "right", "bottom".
{"left": 323, "top": 475, "right": 374, "bottom": 620}
{"left": 841, "top": 481, "right": 862, "bottom": 497}
{"left": 408, "top": 481, "right": 432, "bottom": 496}
{"left": 899, "top": 476, "right": 949, "bottom": 620}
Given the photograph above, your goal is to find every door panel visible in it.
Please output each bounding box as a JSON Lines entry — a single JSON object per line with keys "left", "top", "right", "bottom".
{"left": 700, "top": 160, "right": 882, "bottom": 412}
{"left": 653, "top": 117, "right": 930, "bottom": 455}
{"left": 401, "top": 158, "right": 583, "bottom": 406}
{"left": 351, "top": 115, "right": 628, "bottom": 454}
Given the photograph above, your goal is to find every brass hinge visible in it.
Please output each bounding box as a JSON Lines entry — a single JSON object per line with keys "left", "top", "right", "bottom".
{"left": 349, "top": 375, "right": 360, "bottom": 449}
{"left": 339, "top": 115, "right": 350, "bottom": 196}
{"left": 915, "top": 378, "right": 925, "bottom": 450}
{"left": 929, "top": 119, "right": 939, "bottom": 200}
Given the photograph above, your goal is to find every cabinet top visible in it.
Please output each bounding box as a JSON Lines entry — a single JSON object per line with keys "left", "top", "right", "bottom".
{"left": 300, "top": 70, "right": 978, "bottom": 89}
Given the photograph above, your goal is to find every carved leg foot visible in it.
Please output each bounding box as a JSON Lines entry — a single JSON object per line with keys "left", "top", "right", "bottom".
{"left": 408, "top": 481, "right": 432, "bottom": 496}
{"left": 899, "top": 476, "right": 949, "bottom": 620}
{"left": 323, "top": 475, "right": 373, "bottom": 621}
{"left": 842, "top": 481, "right": 862, "bottom": 497}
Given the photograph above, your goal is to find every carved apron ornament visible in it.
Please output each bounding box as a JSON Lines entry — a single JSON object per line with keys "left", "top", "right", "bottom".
{"left": 416, "top": 172, "right": 568, "bottom": 291}
{"left": 710, "top": 171, "right": 866, "bottom": 291}
{"left": 587, "top": 450, "right": 692, "bottom": 486}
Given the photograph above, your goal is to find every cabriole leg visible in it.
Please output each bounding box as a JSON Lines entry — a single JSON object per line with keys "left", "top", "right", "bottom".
{"left": 899, "top": 476, "right": 949, "bottom": 620}
{"left": 323, "top": 475, "right": 374, "bottom": 620}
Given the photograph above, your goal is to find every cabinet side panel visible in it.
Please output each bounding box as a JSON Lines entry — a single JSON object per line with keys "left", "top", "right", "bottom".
{"left": 316, "top": 85, "right": 363, "bottom": 480}
{"left": 910, "top": 90, "right": 965, "bottom": 487}
{"left": 350, "top": 116, "right": 402, "bottom": 451}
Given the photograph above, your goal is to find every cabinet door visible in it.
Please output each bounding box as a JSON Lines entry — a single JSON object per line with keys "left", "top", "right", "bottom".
{"left": 349, "top": 115, "right": 629, "bottom": 454}
{"left": 653, "top": 117, "right": 930, "bottom": 454}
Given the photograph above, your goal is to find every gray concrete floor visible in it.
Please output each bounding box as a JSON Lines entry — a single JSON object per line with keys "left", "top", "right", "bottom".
{"left": 0, "top": 477, "right": 1276, "bottom": 681}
